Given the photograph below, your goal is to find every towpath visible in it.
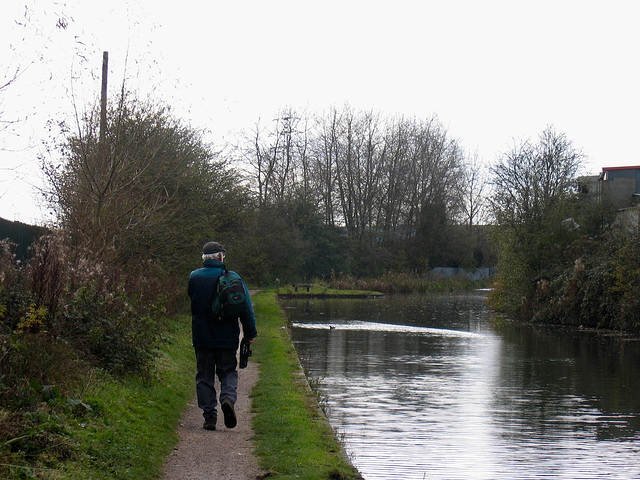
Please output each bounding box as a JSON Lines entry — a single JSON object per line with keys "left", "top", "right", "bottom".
{"left": 161, "top": 360, "right": 265, "bottom": 479}
{"left": 163, "top": 289, "right": 266, "bottom": 479}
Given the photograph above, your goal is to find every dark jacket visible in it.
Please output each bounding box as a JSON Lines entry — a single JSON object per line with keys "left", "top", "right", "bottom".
{"left": 188, "top": 259, "right": 257, "bottom": 349}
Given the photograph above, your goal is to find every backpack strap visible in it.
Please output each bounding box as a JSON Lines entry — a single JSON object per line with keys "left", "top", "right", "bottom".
{"left": 208, "top": 266, "right": 227, "bottom": 318}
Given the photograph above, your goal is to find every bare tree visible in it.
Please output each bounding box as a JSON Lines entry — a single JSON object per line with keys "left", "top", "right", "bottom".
{"left": 311, "top": 107, "right": 341, "bottom": 226}
{"left": 377, "top": 119, "right": 401, "bottom": 233}
{"left": 273, "top": 110, "right": 298, "bottom": 202}
{"left": 242, "top": 108, "right": 311, "bottom": 207}
{"left": 238, "top": 106, "right": 472, "bottom": 271}
{"left": 1, "top": 3, "right": 74, "bottom": 137}
{"left": 243, "top": 119, "right": 275, "bottom": 207}
{"left": 400, "top": 118, "right": 465, "bottom": 235}
{"left": 461, "top": 151, "right": 488, "bottom": 230}
{"left": 490, "top": 126, "right": 583, "bottom": 234}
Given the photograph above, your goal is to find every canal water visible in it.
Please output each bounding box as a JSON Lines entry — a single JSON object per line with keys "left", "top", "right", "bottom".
{"left": 284, "top": 292, "right": 640, "bottom": 480}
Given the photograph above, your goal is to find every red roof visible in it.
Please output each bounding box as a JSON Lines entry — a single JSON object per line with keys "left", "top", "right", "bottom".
{"left": 602, "top": 166, "right": 640, "bottom": 171}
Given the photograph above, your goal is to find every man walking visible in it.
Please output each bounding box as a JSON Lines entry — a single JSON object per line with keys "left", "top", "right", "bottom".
{"left": 188, "top": 241, "right": 257, "bottom": 430}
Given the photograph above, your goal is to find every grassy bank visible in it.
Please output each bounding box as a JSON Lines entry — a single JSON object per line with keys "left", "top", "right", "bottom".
{"left": 330, "top": 272, "right": 488, "bottom": 293}
{"left": 2, "top": 292, "right": 361, "bottom": 479}
{"left": 58, "top": 315, "right": 196, "bottom": 480}
{"left": 276, "top": 284, "right": 383, "bottom": 298}
{"left": 0, "top": 315, "right": 195, "bottom": 480}
{"left": 275, "top": 273, "right": 488, "bottom": 299}
{"left": 250, "top": 290, "right": 362, "bottom": 480}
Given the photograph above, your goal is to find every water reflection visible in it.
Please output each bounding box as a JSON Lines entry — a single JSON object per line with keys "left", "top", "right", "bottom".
{"left": 285, "top": 293, "right": 640, "bottom": 480}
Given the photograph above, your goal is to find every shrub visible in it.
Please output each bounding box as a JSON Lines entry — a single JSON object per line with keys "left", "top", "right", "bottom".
{"left": 0, "top": 229, "right": 182, "bottom": 478}
{"left": 0, "top": 333, "right": 85, "bottom": 409}
{"left": 0, "top": 240, "right": 30, "bottom": 333}
{"left": 608, "top": 232, "right": 640, "bottom": 332}
{"left": 61, "top": 285, "right": 161, "bottom": 376}
{"left": 0, "top": 230, "right": 171, "bottom": 406}
{"left": 519, "top": 230, "right": 640, "bottom": 335}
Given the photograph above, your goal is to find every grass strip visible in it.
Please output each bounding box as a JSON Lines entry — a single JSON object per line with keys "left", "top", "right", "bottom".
{"left": 250, "top": 290, "right": 363, "bottom": 480}
{"left": 276, "top": 284, "right": 383, "bottom": 298}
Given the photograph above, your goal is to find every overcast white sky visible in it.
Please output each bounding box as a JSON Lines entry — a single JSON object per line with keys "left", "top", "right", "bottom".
{"left": 1, "top": 0, "right": 639, "bottom": 225}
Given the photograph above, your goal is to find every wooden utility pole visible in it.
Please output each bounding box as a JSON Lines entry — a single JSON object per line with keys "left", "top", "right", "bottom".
{"left": 99, "top": 51, "right": 108, "bottom": 145}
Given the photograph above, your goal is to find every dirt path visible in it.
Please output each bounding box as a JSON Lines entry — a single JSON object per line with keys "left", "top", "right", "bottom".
{"left": 161, "top": 359, "right": 266, "bottom": 480}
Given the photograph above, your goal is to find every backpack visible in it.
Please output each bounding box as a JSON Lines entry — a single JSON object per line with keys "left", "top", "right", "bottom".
{"left": 211, "top": 269, "right": 248, "bottom": 319}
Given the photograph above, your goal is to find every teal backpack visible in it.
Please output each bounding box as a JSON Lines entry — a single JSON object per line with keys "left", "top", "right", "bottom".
{"left": 211, "top": 269, "right": 248, "bottom": 319}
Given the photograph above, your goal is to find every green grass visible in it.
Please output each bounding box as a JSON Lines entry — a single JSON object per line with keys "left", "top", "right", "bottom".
{"left": 56, "top": 315, "right": 195, "bottom": 480}
{"left": 330, "top": 272, "right": 489, "bottom": 293}
{"left": 277, "top": 284, "right": 383, "bottom": 298}
{"left": 276, "top": 275, "right": 488, "bottom": 297}
{"left": 250, "top": 290, "right": 363, "bottom": 480}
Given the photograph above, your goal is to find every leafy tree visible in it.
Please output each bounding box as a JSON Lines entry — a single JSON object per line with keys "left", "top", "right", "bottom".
{"left": 45, "top": 92, "right": 251, "bottom": 278}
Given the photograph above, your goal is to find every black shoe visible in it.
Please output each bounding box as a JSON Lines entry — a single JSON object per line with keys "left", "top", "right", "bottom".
{"left": 203, "top": 419, "right": 216, "bottom": 430}
{"left": 221, "top": 399, "right": 237, "bottom": 428}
